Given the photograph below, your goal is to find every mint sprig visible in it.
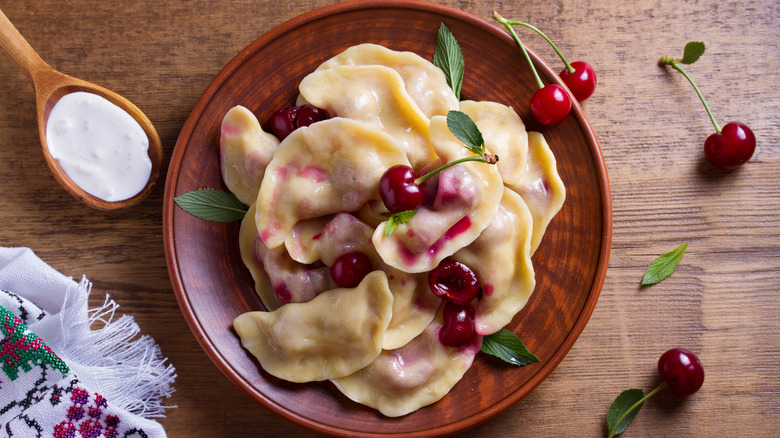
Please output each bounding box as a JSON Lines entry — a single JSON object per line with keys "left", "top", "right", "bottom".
{"left": 174, "top": 189, "right": 248, "bottom": 222}
{"left": 641, "top": 244, "right": 687, "bottom": 285}
{"left": 606, "top": 383, "right": 668, "bottom": 437}
{"left": 415, "top": 111, "right": 498, "bottom": 185}
{"left": 433, "top": 22, "right": 464, "bottom": 99}
{"left": 606, "top": 388, "right": 647, "bottom": 437}
{"left": 680, "top": 41, "right": 705, "bottom": 65}
{"left": 446, "top": 110, "right": 485, "bottom": 156}
{"left": 480, "top": 329, "right": 539, "bottom": 366}
{"left": 384, "top": 111, "right": 497, "bottom": 237}
{"left": 384, "top": 210, "right": 417, "bottom": 237}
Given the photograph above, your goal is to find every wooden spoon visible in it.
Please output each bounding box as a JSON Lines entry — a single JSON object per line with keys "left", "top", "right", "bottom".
{"left": 0, "top": 8, "right": 162, "bottom": 210}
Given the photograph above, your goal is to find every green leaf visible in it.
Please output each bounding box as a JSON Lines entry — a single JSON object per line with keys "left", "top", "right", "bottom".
{"left": 384, "top": 210, "right": 417, "bottom": 237}
{"left": 433, "top": 22, "right": 464, "bottom": 99}
{"left": 174, "top": 189, "right": 248, "bottom": 222}
{"left": 480, "top": 329, "right": 540, "bottom": 366}
{"left": 641, "top": 244, "right": 687, "bottom": 285}
{"left": 446, "top": 110, "right": 485, "bottom": 155}
{"left": 606, "top": 388, "right": 645, "bottom": 437}
{"left": 680, "top": 41, "right": 705, "bottom": 64}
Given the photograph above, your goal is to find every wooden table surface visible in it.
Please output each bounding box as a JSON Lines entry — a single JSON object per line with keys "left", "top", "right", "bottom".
{"left": 1, "top": 0, "right": 777, "bottom": 436}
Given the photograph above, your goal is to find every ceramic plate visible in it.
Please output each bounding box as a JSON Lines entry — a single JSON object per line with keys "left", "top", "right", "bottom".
{"left": 163, "top": 1, "right": 611, "bottom": 436}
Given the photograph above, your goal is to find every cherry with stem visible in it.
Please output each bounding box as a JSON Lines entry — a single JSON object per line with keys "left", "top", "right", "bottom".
{"left": 659, "top": 43, "right": 755, "bottom": 170}
{"left": 493, "top": 12, "right": 572, "bottom": 126}
{"left": 493, "top": 13, "right": 596, "bottom": 102}
{"left": 379, "top": 111, "right": 498, "bottom": 215}
{"left": 606, "top": 348, "right": 704, "bottom": 438}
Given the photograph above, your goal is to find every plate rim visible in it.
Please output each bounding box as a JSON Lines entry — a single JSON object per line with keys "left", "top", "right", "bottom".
{"left": 162, "top": 0, "right": 612, "bottom": 436}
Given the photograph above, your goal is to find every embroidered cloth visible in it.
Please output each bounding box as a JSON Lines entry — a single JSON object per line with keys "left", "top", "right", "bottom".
{"left": 0, "top": 247, "right": 175, "bottom": 437}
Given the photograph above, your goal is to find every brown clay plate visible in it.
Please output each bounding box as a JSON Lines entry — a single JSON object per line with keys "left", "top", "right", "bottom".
{"left": 163, "top": 1, "right": 611, "bottom": 436}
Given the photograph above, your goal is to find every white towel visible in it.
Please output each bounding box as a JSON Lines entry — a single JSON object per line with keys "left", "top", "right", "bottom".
{"left": 0, "top": 247, "right": 175, "bottom": 437}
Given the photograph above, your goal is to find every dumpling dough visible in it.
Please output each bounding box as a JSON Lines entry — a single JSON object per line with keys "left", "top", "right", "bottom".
{"left": 315, "top": 43, "right": 459, "bottom": 119}
{"left": 240, "top": 203, "right": 335, "bottom": 309}
{"left": 285, "top": 213, "right": 440, "bottom": 350}
{"left": 459, "top": 100, "right": 528, "bottom": 186}
{"left": 254, "top": 117, "right": 408, "bottom": 248}
{"left": 451, "top": 188, "right": 535, "bottom": 335}
{"left": 331, "top": 308, "right": 482, "bottom": 417}
{"left": 372, "top": 115, "right": 503, "bottom": 273}
{"left": 508, "top": 131, "right": 566, "bottom": 254}
{"left": 220, "top": 106, "right": 279, "bottom": 205}
{"left": 238, "top": 202, "right": 278, "bottom": 310}
{"left": 233, "top": 271, "right": 394, "bottom": 383}
{"left": 299, "top": 65, "right": 436, "bottom": 169}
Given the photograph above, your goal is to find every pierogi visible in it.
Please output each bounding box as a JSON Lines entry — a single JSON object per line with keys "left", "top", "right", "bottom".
{"left": 314, "top": 43, "right": 459, "bottom": 119}
{"left": 224, "top": 43, "right": 565, "bottom": 416}
{"left": 220, "top": 105, "right": 280, "bottom": 205}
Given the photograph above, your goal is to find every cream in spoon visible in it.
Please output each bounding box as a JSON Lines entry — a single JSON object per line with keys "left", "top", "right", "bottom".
{"left": 45, "top": 91, "right": 152, "bottom": 202}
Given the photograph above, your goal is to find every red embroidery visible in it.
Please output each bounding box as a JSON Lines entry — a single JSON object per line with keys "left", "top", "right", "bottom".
{"left": 0, "top": 306, "right": 69, "bottom": 380}
{"left": 54, "top": 388, "right": 122, "bottom": 438}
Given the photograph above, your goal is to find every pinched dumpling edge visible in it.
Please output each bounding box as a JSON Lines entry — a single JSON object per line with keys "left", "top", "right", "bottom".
{"left": 233, "top": 271, "right": 394, "bottom": 383}
{"left": 331, "top": 306, "right": 481, "bottom": 417}
{"left": 314, "top": 43, "right": 459, "bottom": 119}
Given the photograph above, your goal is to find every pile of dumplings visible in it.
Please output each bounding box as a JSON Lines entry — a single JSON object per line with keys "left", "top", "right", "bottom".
{"left": 220, "top": 44, "right": 565, "bottom": 417}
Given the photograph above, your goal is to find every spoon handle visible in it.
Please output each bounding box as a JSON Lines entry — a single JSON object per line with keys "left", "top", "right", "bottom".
{"left": 0, "top": 8, "right": 52, "bottom": 82}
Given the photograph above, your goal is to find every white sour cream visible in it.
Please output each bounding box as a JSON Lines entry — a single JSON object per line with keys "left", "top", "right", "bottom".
{"left": 46, "top": 92, "right": 152, "bottom": 202}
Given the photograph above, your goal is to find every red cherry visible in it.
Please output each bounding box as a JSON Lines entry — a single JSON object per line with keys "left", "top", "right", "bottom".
{"left": 560, "top": 61, "right": 597, "bottom": 102}
{"left": 296, "top": 105, "right": 330, "bottom": 128}
{"left": 268, "top": 106, "right": 299, "bottom": 140}
{"left": 428, "top": 260, "right": 480, "bottom": 305}
{"left": 704, "top": 122, "right": 755, "bottom": 170}
{"left": 657, "top": 348, "right": 705, "bottom": 397}
{"left": 330, "top": 252, "right": 372, "bottom": 288}
{"left": 268, "top": 105, "right": 331, "bottom": 140}
{"left": 378, "top": 165, "right": 424, "bottom": 213}
{"left": 439, "top": 301, "right": 476, "bottom": 348}
{"left": 529, "top": 84, "right": 572, "bottom": 126}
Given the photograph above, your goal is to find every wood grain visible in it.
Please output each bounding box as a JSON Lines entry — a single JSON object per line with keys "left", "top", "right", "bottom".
{"left": 0, "top": 0, "right": 777, "bottom": 437}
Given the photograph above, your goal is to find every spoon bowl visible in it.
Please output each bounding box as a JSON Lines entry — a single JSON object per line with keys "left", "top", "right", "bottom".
{"left": 0, "top": 8, "right": 162, "bottom": 210}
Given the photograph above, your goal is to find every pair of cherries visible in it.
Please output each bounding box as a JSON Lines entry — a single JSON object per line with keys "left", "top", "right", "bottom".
{"left": 493, "top": 12, "right": 597, "bottom": 127}
{"left": 268, "top": 104, "right": 330, "bottom": 140}
{"left": 429, "top": 260, "right": 481, "bottom": 348}
{"left": 530, "top": 61, "right": 596, "bottom": 126}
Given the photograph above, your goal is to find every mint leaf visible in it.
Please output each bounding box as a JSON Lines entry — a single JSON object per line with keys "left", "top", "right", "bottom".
{"left": 446, "top": 110, "right": 485, "bottom": 155}
{"left": 433, "top": 22, "right": 464, "bottom": 100}
{"left": 641, "top": 244, "right": 687, "bottom": 285}
{"left": 680, "top": 41, "right": 705, "bottom": 64}
{"left": 174, "top": 189, "right": 248, "bottom": 222}
{"left": 384, "top": 210, "right": 417, "bottom": 237}
{"left": 480, "top": 329, "right": 539, "bottom": 366}
{"left": 606, "top": 388, "right": 645, "bottom": 437}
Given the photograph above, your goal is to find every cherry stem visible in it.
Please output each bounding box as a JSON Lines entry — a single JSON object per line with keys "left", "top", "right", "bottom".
{"left": 415, "top": 156, "right": 491, "bottom": 185}
{"left": 499, "top": 17, "right": 574, "bottom": 73}
{"left": 606, "top": 382, "right": 667, "bottom": 438}
{"left": 659, "top": 56, "right": 721, "bottom": 133}
{"left": 493, "top": 11, "right": 544, "bottom": 90}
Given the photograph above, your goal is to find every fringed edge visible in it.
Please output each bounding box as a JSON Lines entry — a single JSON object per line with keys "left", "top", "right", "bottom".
{"left": 56, "top": 276, "right": 177, "bottom": 418}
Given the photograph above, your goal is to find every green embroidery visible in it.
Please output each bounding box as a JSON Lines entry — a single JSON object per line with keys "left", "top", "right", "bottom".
{"left": 0, "top": 305, "right": 69, "bottom": 380}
